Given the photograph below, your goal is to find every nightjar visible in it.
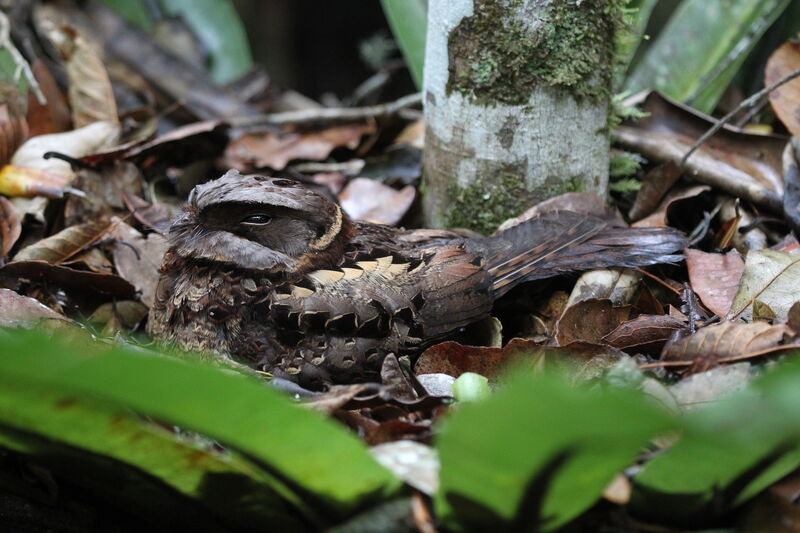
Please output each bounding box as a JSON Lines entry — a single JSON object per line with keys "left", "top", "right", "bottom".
{"left": 148, "top": 170, "right": 686, "bottom": 386}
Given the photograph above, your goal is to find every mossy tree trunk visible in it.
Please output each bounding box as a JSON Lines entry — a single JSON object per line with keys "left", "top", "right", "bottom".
{"left": 422, "top": 0, "right": 622, "bottom": 234}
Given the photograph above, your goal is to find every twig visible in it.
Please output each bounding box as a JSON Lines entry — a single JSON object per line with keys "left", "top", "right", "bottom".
{"left": 680, "top": 68, "right": 800, "bottom": 167}
{"left": 230, "top": 92, "right": 423, "bottom": 128}
{"left": 0, "top": 11, "right": 45, "bottom": 104}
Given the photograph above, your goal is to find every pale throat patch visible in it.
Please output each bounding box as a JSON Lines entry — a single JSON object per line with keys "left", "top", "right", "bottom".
{"left": 310, "top": 206, "right": 343, "bottom": 250}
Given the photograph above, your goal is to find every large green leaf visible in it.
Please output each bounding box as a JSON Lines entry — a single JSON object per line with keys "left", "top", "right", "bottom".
{"left": 625, "top": 0, "right": 790, "bottom": 113}
{"left": 160, "top": 0, "right": 253, "bottom": 83}
{"left": 380, "top": 0, "right": 426, "bottom": 89}
{"left": 0, "top": 385, "right": 306, "bottom": 531}
{"left": 631, "top": 362, "right": 800, "bottom": 526}
{"left": 434, "top": 374, "right": 673, "bottom": 532}
{"left": 0, "top": 329, "right": 400, "bottom": 524}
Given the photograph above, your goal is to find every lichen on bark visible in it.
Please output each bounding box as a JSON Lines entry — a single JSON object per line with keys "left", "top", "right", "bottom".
{"left": 446, "top": 0, "right": 624, "bottom": 105}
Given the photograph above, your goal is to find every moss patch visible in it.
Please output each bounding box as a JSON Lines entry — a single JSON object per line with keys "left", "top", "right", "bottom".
{"left": 441, "top": 162, "right": 588, "bottom": 234}
{"left": 446, "top": 0, "right": 624, "bottom": 106}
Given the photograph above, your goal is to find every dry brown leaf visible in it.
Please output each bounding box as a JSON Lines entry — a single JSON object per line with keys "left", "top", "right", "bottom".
{"left": 0, "top": 288, "right": 70, "bottom": 329}
{"left": 110, "top": 221, "right": 169, "bottom": 307}
{"left": 766, "top": 40, "right": 800, "bottom": 137}
{"left": 0, "top": 196, "right": 21, "bottom": 258}
{"left": 225, "top": 122, "right": 374, "bottom": 170}
{"left": 554, "top": 298, "right": 631, "bottom": 346}
{"left": 338, "top": 178, "right": 416, "bottom": 225}
{"left": 13, "top": 219, "right": 118, "bottom": 264}
{"left": 602, "top": 314, "right": 685, "bottom": 352}
{"left": 497, "top": 192, "right": 623, "bottom": 232}
{"left": 50, "top": 26, "right": 118, "bottom": 127}
{"left": 686, "top": 249, "right": 745, "bottom": 316}
{"left": 414, "top": 338, "right": 541, "bottom": 379}
{"left": 629, "top": 162, "right": 683, "bottom": 222}
{"left": 618, "top": 92, "right": 786, "bottom": 195}
{"left": 661, "top": 321, "right": 792, "bottom": 363}
{"left": 0, "top": 98, "right": 29, "bottom": 168}
{"left": 0, "top": 261, "right": 136, "bottom": 300}
{"left": 633, "top": 184, "right": 710, "bottom": 228}
{"left": 26, "top": 59, "right": 71, "bottom": 136}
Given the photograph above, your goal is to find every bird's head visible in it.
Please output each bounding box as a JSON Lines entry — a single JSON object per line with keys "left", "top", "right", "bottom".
{"left": 168, "top": 170, "right": 351, "bottom": 273}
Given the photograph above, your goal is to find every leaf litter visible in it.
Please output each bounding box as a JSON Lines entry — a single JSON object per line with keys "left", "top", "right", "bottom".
{"left": 3, "top": 3, "right": 800, "bottom": 531}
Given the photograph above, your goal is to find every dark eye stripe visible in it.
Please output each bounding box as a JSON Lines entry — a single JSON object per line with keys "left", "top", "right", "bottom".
{"left": 241, "top": 214, "right": 272, "bottom": 225}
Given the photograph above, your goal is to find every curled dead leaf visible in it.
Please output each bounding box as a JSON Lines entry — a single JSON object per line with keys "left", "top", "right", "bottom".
{"left": 602, "top": 314, "right": 686, "bottom": 352}
{"left": 48, "top": 25, "right": 118, "bottom": 127}
{"left": 0, "top": 196, "right": 21, "bottom": 258}
{"left": 414, "top": 338, "right": 541, "bottom": 379}
{"left": 661, "top": 321, "right": 793, "bottom": 364}
{"left": 14, "top": 219, "right": 118, "bottom": 264}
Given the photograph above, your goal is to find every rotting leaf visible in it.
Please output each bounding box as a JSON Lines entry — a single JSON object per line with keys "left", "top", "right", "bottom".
{"left": 728, "top": 249, "right": 800, "bottom": 321}
{"left": 555, "top": 299, "right": 631, "bottom": 346}
{"left": 13, "top": 219, "right": 118, "bottom": 265}
{"left": 661, "top": 321, "right": 793, "bottom": 364}
{"left": 765, "top": 39, "right": 800, "bottom": 138}
{"left": 0, "top": 195, "right": 21, "bottom": 258}
{"left": 48, "top": 25, "right": 118, "bottom": 127}
{"left": 339, "top": 178, "right": 416, "bottom": 225}
{"left": 224, "top": 122, "right": 374, "bottom": 171}
{"left": 686, "top": 249, "right": 744, "bottom": 317}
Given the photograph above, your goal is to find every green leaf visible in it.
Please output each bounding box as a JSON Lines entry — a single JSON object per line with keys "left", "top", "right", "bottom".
{"left": 435, "top": 373, "right": 673, "bottom": 532}
{"left": 0, "top": 329, "right": 400, "bottom": 523}
{"left": 631, "top": 364, "right": 800, "bottom": 525}
{"left": 98, "top": 0, "right": 153, "bottom": 30}
{"left": 380, "top": 0, "right": 426, "bottom": 89}
{"left": 0, "top": 384, "right": 307, "bottom": 531}
{"left": 615, "top": 0, "right": 659, "bottom": 84}
{"left": 625, "top": 0, "right": 790, "bottom": 113}
{"left": 160, "top": 0, "right": 253, "bottom": 83}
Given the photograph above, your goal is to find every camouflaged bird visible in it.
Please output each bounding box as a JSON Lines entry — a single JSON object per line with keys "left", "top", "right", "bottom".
{"left": 148, "top": 170, "right": 686, "bottom": 387}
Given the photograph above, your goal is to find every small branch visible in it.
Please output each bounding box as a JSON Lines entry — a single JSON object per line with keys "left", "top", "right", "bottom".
{"left": 680, "top": 68, "right": 800, "bottom": 167}
{"left": 230, "top": 92, "right": 423, "bottom": 128}
{"left": 0, "top": 11, "right": 45, "bottom": 104}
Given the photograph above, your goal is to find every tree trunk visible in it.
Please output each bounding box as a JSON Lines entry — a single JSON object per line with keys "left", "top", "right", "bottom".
{"left": 422, "top": 0, "right": 621, "bottom": 233}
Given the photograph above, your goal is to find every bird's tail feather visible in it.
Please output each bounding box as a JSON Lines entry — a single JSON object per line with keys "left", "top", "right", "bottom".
{"left": 484, "top": 211, "right": 686, "bottom": 298}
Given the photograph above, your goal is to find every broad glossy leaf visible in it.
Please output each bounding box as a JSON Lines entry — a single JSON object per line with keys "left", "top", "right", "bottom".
{"left": 626, "top": 0, "right": 790, "bottom": 113}
{"left": 0, "top": 382, "right": 307, "bottom": 531}
{"left": 434, "top": 373, "right": 672, "bottom": 531}
{"left": 381, "top": 0, "right": 426, "bottom": 89}
{"left": 0, "top": 330, "right": 401, "bottom": 520}
{"left": 160, "top": 0, "right": 253, "bottom": 84}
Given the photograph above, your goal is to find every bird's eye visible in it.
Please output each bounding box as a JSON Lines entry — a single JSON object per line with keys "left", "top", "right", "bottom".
{"left": 240, "top": 214, "right": 272, "bottom": 225}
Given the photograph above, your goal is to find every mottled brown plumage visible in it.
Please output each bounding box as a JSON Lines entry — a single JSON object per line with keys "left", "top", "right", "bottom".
{"left": 148, "top": 170, "right": 686, "bottom": 386}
